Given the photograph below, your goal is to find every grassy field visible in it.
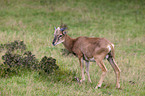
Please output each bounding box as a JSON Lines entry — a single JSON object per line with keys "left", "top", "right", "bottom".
{"left": 0, "top": 0, "right": 145, "bottom": 95}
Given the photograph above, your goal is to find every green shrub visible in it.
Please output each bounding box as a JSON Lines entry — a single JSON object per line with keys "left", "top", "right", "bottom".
{"left": 0, "top": 40, "right": 26, "bottom": 52}
{"left": 39, "top": 56, "right": 59, "bottom": 74}
{"left": 0, "top": 40, "right": 59, "bottom": 77}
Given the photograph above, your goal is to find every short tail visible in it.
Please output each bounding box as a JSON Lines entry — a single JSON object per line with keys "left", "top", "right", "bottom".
{"left": 110, "top": 44, "right": 115, "bottom": 58}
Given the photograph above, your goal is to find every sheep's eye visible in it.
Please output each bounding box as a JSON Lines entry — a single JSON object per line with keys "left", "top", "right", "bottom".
{"left": 59, "top": 35, "right": 62, "bottom": 37}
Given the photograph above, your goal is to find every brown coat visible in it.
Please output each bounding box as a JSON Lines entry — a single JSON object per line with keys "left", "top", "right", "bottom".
{"left": 63, "top": 35, "right": 114, "bottom": 61}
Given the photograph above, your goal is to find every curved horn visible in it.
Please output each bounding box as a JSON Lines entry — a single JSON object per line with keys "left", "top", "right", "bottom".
{"left": 54, "top": 27, "right": 57, "bottom": 35}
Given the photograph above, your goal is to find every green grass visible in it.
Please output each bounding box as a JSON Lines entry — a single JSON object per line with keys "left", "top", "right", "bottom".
{"left": 0, "top": 0, "right": 145, "bottom": 95}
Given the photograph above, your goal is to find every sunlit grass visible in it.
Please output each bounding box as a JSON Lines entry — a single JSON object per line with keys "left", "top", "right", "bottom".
{"left": 0, "top": 0, "right": 145, "bottom": 95}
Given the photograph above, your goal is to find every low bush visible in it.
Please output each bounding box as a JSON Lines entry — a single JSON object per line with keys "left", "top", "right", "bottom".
{"left": 0, "top": 40, "right": 59, "bottom": 77}
{"left": 0, "top": 40, "right": 26, "bottom": 52}
{"left": 39, "top": 56, "right": 59, "bottom": 74}
{"left": 61, "top": 49, "right": 72, "bottom": 56}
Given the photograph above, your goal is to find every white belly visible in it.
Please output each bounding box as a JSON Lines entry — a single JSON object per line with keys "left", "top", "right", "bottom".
{"left": 89, "top": 57, "right": 95, "bottom": 62}
{"left": 83, "top": 55, "right": 95, "bottom": 62}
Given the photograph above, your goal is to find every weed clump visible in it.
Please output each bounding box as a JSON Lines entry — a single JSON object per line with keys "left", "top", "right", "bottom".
{"left": 0, "top": 40, "right": 26, "bottom": 52}
{"left": 0, "top": 40, "right": 59, "bottom": 77}
{"left": 39, "top": 56, "right": 59, "bottom": 74}
{"left": 61, "top": 49, "right": 72, "bottom": 56}
{"left": 2, "top": 51, "right": 39, "bottom": 69}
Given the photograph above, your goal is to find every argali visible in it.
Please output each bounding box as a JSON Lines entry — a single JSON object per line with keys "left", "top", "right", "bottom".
{"left": 52, "top": 27, "right": 121, "bottom": 89}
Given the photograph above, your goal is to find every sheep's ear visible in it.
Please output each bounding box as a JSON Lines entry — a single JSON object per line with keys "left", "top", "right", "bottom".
{"left": 60, "top": 27, "right": 67, "bottom": 31}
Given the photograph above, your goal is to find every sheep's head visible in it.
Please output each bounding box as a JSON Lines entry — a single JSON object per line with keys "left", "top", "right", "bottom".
{"left": 52, "top": 27, "right": 67, "bottom": 46}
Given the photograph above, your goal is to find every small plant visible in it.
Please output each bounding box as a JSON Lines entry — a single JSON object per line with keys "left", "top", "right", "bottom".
{"left": 0, "top": 40, "right": 59, "bottom": 77}
{"left": 61, "top": 49, "right": 72, "bottom": 56}
{"left": 0, "top": 40, "right": 26, "bottom": 52}
{"left": 39, "top": 56, "right": 59, "bottom": 74}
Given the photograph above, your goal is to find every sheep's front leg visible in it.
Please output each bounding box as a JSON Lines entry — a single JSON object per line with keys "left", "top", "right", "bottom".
{"left": 79, "top": 58, "right": 85, "bottom": 82}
